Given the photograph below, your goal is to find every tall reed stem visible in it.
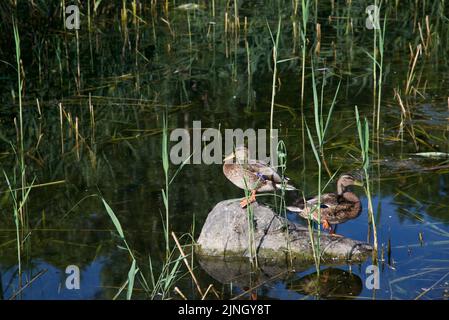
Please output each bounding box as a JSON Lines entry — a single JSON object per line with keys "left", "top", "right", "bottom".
{"left": 13, "top": 18, "right": 25, "bottom": 288}
{"left": 355, "top": 107, "right": 378, "bottom": 253}
{"left": 162, "top": 115, "right": 170, "bottom": 260}
{"left": 268, "top": 17, "right": 281, "bottom": 166}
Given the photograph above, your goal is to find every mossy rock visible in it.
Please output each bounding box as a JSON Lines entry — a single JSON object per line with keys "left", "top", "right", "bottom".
{"left": 196, "top": 199, "right": 372, "bottom": 264}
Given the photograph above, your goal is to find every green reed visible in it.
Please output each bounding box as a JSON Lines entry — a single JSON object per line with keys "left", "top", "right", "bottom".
{"left": 304, "top": 62, "right": 322, "bottom": 275}
{"left": 61, "top": 0, "right": 66, "bottom": 28}
{"left": 238, "top": 151, "right": 258, "bottom": 268}
{"left": 304, "top": 59, "right": 341, "bottom": 274}
{"left": 355, "top": 106, "right": 378, "bottom": 253}
{"left": 376, "top": 6, "right": 386, "bottom": 135}
{"left": 102, "top": 197, "right": 189, "bottom": 300}
{"left": 266, "top": 16, "right": 296, "bottom": 264}
{"left": 267, "top": 16, "right": 282, "bottom": 163}
{"left": 3, "top": 171, "right": 30, "bottom": 290}
{"left": 374, "top": 4, "right": 386, "bottom": 135}
{"left": 300, "top": 0, "right": 310, "bottom": 106}
{"left": 11, "top": 18, "right": 28, "bottom": 289}
{"left": 312, "top": 67, "right": 340, "bottom": 177}
{"left": 121, "top": 0, "right": 127, "bottom": 24}
{"left": 13, "top": 20, "right": 25, "bottom": 208}
{"left": 362, "top": 3, "right": 386, "bottom": 152}
{"left": 276, "top": 140, "right": 293, "bottom": 264}
{"left": 162, "top": 115, "right": 170, "bottom": 259}
{"left": 161, "top": 114, "right": 192, "bottom": 261}
{"left": 102, "top": 198, "right": 139, "bottom": 299}
{"left": 245, "top": 192, "right": 258, "bottom": 268}
{"left": 298, "top": 0, "right": 310, "bottom": 186}
{"left": 305, "top": 125, "right": 321, "bottom": 275}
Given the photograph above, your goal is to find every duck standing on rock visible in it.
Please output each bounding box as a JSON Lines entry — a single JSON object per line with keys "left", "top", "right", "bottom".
{"left": 223, "top": 146, "right": 296, "bottom": 208}
{"left": 287, "top": 174, "right": 363, "bottom": 236}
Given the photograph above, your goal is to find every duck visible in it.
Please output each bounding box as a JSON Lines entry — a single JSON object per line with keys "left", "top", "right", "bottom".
{"left": 286, "top": 174, "right": 363, "bottom": 235}
{"left": 223, "top": 146, "right": 296, "bottom": 208}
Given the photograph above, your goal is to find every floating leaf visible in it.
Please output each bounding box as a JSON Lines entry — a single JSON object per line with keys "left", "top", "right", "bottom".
{"left": 414, "top": 152, "right": 449, "bottom": 159}
{"left": 176, "top": 3, "right": 200, "bottom": 11}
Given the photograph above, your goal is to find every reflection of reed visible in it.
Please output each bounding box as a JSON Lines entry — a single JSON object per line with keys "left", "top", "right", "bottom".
{"left": 0, "top": 270, "right": 3, "bottom": 300}
{"left": 197, "top": 255, "right": 366, "bottom": 299}
{"left": 197, "top": 255, "right": 308, "bottom": 299}
{"left": 287, "top": 267, "right": 363, "bottom": 299}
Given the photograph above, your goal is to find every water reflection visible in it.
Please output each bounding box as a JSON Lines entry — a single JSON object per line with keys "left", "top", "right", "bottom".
{"left": 1, "top": 260, "right": 105, "bottom": 300}
{"left": 287, "top": 268, "right": 363, "bottom": 299}
{"left": 197, "top": 256, "right": 364, "bottom": 300}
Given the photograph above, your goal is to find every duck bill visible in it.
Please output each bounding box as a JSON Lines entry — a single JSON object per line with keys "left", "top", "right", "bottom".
{"left": 223, "top": 154, "right": 235, "bottom": 162}
{"left": 353, "top": 180, "right": 364, "bottom": 187}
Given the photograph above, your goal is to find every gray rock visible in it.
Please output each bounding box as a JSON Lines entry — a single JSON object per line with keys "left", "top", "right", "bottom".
{"left": 197, "top": 199, "right": 373, "bottom": 264}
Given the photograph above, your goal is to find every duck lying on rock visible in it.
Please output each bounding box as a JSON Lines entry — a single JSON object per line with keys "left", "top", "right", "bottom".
{"left": 287, "top": 174, "right": 363, "bottom": 236}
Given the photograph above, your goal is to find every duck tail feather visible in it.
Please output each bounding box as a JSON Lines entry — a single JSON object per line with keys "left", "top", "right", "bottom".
{"left": 286, "top": 206, "right": 303, "bottom": 213}
{"left": 276, "top": 183, "right": 297, "bottom": 190}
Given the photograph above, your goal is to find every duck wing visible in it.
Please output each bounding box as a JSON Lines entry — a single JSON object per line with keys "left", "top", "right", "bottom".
{"left": 248, "top": 160, "right": 283, "bottom": 183}
{"left": 250, "top": 162, "right": 296, "bottom": 191}
{"left": 286, "top": 193, "right": 338, "bottom": 218}
{"left": 288, "top": 193, "right": 361, "bottom": 224}
{"left": 308, "top": 193, "right": 339, "bottom": 207}
{"left": 291, "top": 193, "right": 338, "bottom": 209}
{"left": 307, "top": 193, "right": 361, "bottom": 224}
{"left": 223, "top": 164, "right": 262, "bottom": 190}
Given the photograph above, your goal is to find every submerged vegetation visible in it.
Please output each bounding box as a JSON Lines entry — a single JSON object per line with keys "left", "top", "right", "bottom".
{"left": 0, "top": 0, "right": 449, "bottom": 299}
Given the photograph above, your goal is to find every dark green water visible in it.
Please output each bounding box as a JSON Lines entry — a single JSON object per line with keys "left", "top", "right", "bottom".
{"left": 1, "top": 1, "right": 449, "bottom": 299}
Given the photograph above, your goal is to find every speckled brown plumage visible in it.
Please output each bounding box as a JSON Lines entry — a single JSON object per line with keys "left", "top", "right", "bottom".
{"left": 223, "top": 146, "right": 295, "bottom": 207}
{"left": 287, "top": 174, "right": 363, "bottom": 233}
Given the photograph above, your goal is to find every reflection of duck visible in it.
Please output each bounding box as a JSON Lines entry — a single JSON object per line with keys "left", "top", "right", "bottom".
{"left": 287, "top": 174, "right": 363, "bottom": 235}
{"left": 287, "top": 268, "right": 363, "bottom": 299}
{"left": 223, "top": 146, "right": 295, "bottom": 208}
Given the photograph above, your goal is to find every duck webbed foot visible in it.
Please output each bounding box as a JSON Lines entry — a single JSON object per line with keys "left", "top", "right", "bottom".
{"left": 324, "top": 221, "right": 344, "bottom": 238}
{"left": 240, "top": 190, "right": 257, "bottom": 208}
{"left": 322, "top": 219, "right": 332, "bottom": 231}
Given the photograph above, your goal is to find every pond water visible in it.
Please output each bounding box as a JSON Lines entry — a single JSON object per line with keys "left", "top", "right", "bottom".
{"left": 1, "top": 1, "right": 449, "bottom": 300}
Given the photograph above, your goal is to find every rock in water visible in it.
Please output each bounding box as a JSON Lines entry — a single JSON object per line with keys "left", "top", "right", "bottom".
{"left": 197, "top": 199, "right": 372, "bottom": 263}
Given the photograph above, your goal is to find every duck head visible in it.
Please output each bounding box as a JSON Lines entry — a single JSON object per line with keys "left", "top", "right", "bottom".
{"left": 337, "top": 174, "right": 364, "bottom": 195}
{"left": 223, "top": 146, "right": 249, "bottom": 164}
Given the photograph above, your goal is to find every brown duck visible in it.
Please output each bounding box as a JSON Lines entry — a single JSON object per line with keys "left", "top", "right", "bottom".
{"left": 286, "top": 174, "right": 363, "bottom": 235}
{"left": 223, "top": 146, "right": 295, "bottom": 208}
